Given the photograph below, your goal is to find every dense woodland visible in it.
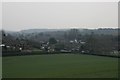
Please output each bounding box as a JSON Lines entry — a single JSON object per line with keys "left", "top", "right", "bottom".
{"left": 1, "top": 28, "right": 120, "bottom": 57}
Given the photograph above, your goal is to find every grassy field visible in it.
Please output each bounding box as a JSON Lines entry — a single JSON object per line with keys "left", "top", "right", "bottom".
{"left": 0, "top": 57, "right": 2, "bottom": 79}
{"left": 2, "top": 54, "right": 118, "bottom": 78}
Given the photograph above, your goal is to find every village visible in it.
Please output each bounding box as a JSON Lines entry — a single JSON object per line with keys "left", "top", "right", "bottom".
{"left": 1, "top": 28, "right": 119, "bottom": 57}
{"left": 1, "top": 35, "right": 86, "bottom": 53}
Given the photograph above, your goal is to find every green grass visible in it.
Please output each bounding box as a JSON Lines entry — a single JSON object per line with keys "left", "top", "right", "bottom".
{"left": 0, "top": 57, "right": 2, "bottom": 79}
{"left": 2, "top": 54, "right": 118, "bottom": 78}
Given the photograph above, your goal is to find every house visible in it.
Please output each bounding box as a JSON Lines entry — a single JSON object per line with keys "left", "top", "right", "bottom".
{"left": 80, "top": 42, "right": 86, "bottom": 44}
{"left": 60, "top": 50, "right": 71, "bottom": 53}
{"left": 0, "top": 44, "right": 5, "bottom": 47}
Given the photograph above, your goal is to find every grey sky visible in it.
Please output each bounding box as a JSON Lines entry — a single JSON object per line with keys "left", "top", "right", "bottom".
{"left": 2, "top": 2, "right": 118, "bottom": 31}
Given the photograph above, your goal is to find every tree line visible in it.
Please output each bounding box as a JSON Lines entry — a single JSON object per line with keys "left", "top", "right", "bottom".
{"left": 1, "top": 28, "right": 119, "bottom": 57}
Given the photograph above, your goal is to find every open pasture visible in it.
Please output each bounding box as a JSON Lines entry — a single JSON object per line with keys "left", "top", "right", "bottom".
{"left": 2, "top": 54, "right": 118, "bottom": 78}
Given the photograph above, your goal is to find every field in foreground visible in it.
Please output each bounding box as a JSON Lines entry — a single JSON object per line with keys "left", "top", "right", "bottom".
{"left": 3, "top": 54, "right": 118, "bottom": 78}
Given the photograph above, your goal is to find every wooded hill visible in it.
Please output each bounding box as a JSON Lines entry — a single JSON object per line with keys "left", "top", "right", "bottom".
{"left": 1, "top": 28, "right": 119, "bottom": 57}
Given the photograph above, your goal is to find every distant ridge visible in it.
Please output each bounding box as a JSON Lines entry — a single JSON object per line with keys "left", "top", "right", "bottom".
{"left": 20, "top": 29, "right": 69, "bottom": 33}
{"left": 2, "top": 28, "right": 119, "bottom": 36}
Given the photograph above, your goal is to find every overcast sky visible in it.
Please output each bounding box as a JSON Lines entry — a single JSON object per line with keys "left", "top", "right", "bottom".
{"left": 2, "top": 2, "right": 118, "bottom": 31}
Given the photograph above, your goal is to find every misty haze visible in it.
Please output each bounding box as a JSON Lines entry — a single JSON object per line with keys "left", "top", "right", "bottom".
{"left": 1, "top": 2, "right": 119, "bottom": 78}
